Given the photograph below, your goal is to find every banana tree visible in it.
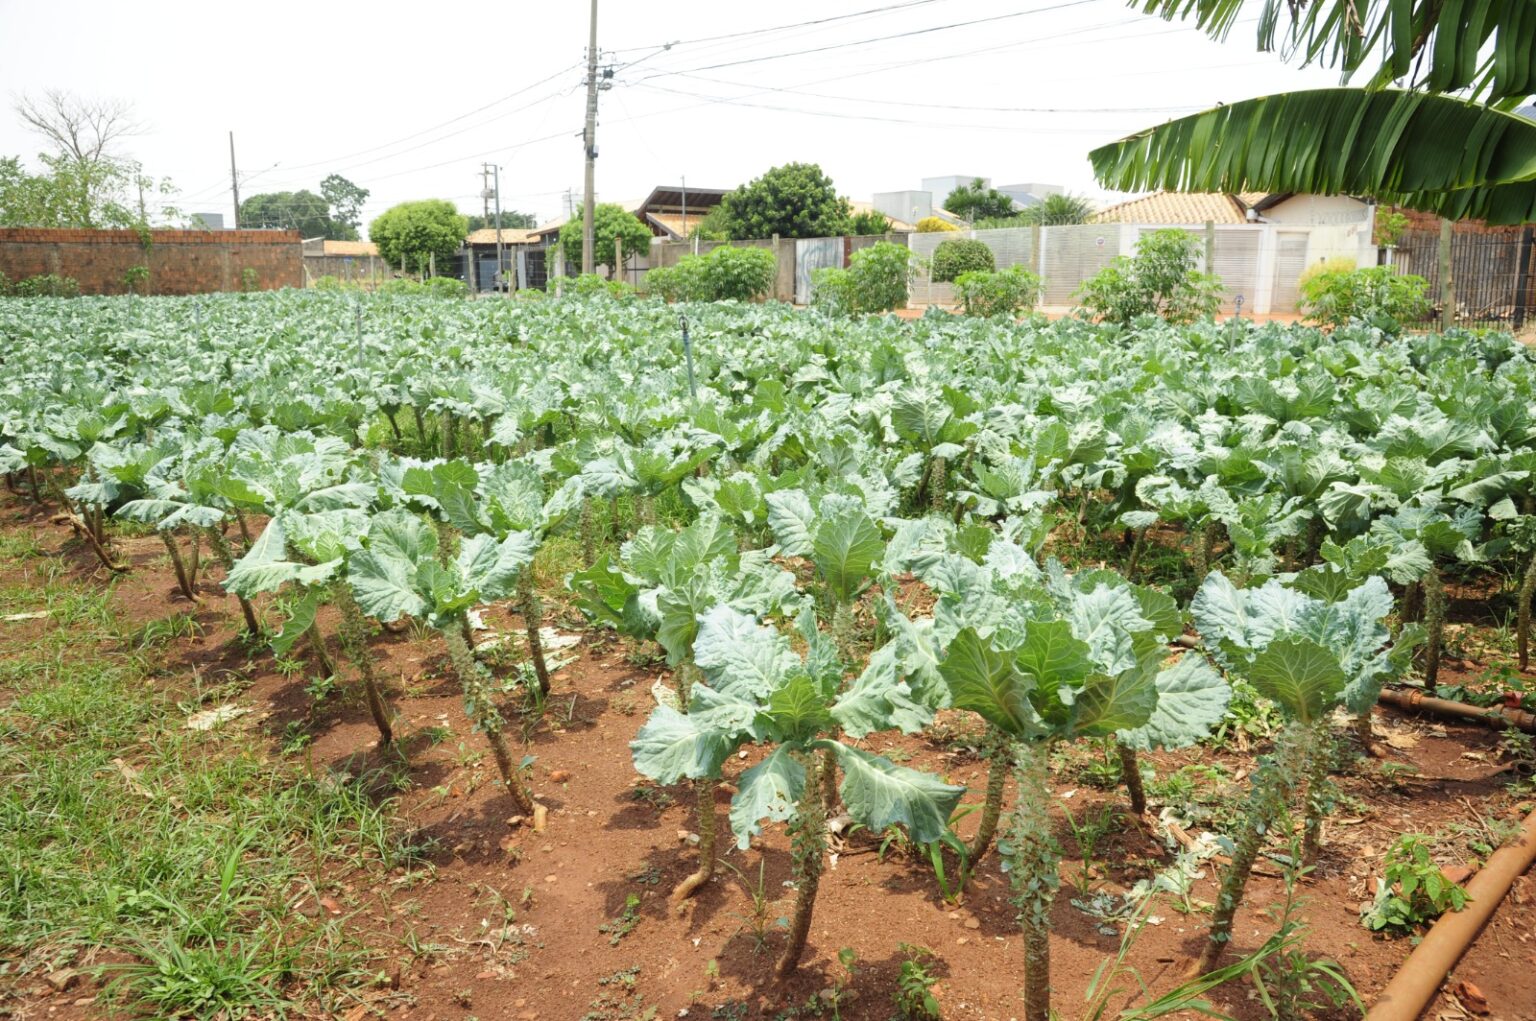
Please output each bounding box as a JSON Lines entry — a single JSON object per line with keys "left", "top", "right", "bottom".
{"left": 630, "top": 604, "right": 960, "bottom": 978}
{"left": 1189, "top": 570, "right": 1420, "bottom": 972}
{"left": 1093, "top": 6, "right": 1536, "bottom": 225}
{"left": 346, "top": 507, "right": 542, "bottom": 820}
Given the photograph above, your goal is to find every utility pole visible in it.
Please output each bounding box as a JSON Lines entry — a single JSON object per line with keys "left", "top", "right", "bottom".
{"left": 581, "top": 0, "right": 600, "bottom": 275}
{"left": 229, "top": 131, "right": 240, "bottom": 229}
{"left": 492, "top": 164, "right": 505, "bottom": 293}
{"left": 681, "top": 175, "right": 687, "bottom": 238}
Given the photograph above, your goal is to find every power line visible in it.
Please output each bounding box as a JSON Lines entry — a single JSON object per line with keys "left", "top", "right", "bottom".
{"left": 611, "top": 0, "right": 949, "bottom": 54}
{"left": 630, "top": 1, "right": 1103, "bottom": 82}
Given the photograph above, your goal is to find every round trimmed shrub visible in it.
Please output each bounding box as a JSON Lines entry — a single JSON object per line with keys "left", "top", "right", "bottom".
{"left": 915, "top": 217, "right": 959, "bottom": 233}
{"left": 930, "top": 239, "right": 994, "bottom": 283}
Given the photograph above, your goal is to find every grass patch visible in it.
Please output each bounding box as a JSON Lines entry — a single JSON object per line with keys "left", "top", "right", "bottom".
{"left": 0, "top": 528, "right": 415, "bottom": 1018}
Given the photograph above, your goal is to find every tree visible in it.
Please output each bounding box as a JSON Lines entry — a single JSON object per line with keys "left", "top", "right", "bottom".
{"left": 847, "top": 208, "right": 891, "bottom": 235}
{"left": 369, "top": 200, "right": 467, "bottom": 274}
{"left": 716, "top": 163, "right": 850, "bottom": 240}
{"left": 320, "top": 174, "right": 369, "bottom": 240}
{"left": 1091, "top": 3, "right": 1536, "bottom": 224}
{"left": 557, "top": 204, "right": 651, "bottom": 279}
{"left": 240, "top": 190, "right": 332, "bottom": 237}
{"left": 1013, "top": 193, "right": 1095, "bottom": 226}
{"left": 942, "top": 179, "right": 1015, "bottom": 222}
{"left": 15, "top": 90, "right": 141, "bottom": 166}
{"left": 8, "top": 90, "right": 174, "bottom": 229}
{"left": 464, "top": 210, "right": 536, "bottom": 232}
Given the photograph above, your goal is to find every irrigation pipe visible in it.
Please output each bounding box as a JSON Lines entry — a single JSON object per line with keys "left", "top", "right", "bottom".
{"left": 1170, "top": 636, "right": 1536, "bottom": 735}
{"left": 1365, "top": 802, "right": 1536, "bottom": 1021}
{"left": 1377, "top": 688, "right": 1536, "bottom": 735}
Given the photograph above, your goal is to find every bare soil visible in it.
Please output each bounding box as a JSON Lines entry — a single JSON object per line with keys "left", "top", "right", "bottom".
{"left": 3, "top": 497, "right": 1533, "bottom": 1021}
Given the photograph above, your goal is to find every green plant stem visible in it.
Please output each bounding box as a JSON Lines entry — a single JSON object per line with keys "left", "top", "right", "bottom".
{"left": 1127, "top": 528, "right": 1147, "bottom": 581}
{"left": 1006, "top": 740, "right": 1058, "bottom": 1021}
{"left": 520, "top": 574, "right": 551, "bottom": 697}
{"left": 1518, "top": 549, "right": 1536, "bottom": 671}
{"left": 411, "top": 406, "right": 429, "bottom": 453}
{"left": 967, "top": 736, "right": 1009, "bottom": 867}
{"left": 160, "top": 530, "right": 199, "bottom": 603}
{"left": 1423, "top": 566, "right": 1446, "bottom": 688}
{"left": 442, "top": 624, "right": 536, "bottom": 818}
{"left": 670, "top": 780, "right": 717, "bottom": 909}
{"left": 1301, "top": 734, "right": 1335, "bottom": 866}
{"left": 334, "top": 585, "right": 395, "bottom": 748}
{"left": 579, "top": 499, "right": 595, "bottom": 568}
{"left": 186, "top": 530, "right": 201, "bottom": 590}
{"left": 307, "top": 621, "right": 338, "bottom": 679}
{"left": 204, "top": 527, "right": 262, "bottom": 636}
{"left": 1197, "top": 722, "right": 1312, "bottom": 974}
{"left": 1118, "top": 742, "right": 1147, "bottom": 815}
{"left": 775, "top": 751, "right": 828, "bottom": 980}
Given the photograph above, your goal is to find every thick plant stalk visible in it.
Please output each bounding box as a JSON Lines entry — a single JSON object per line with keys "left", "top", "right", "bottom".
{"left": 411, "top": 406, "right": 429, "bottom": 452}
{"left": 1518, "top": 549, "right": 1536, "bottom": 671}
{"left": 967, "top": 738, "right": 1009, "bottom": 867}
{"left": 1401, "top": 579, "right": 1423, "bottom": 623}
{"left": 1118, "top": 742, "right": 1147, "bottom": 815}
{"left": 928, "top": 455, "right": 949, "bottom": 512}
{"left": 334, "top": 586, "right": 396, "bottom": 747}
{"left": 443, "top": 625, "right": 537, "bottom": 818}
{"left": 441, "top": 411, "right": 455, "bottom": 459}
{"left": 1301, "top": 734, "right": 1336, "bottom": 865}
{"left": 232, "top": 508, "right": 252, "bottom": 547}
{"left": 1422, "top": 566, "right": 1446, "bottom": 688}
{"left": 579, "top": 499, "right": 595, "bottom": 568}
{"left": 1197, "top": 723, "right": 1311, "bottom": 974}
{"left": 670, "top": 780, "right": 717, "bottom": 909}
{"left": 1126, "top": 528, "right": 1148, "bottom": 581}
{"left": 205, "top": 527, "right": 262, "bottom": 636}
{"left": 55, "top": 493, "right": 125, "bottom": 572}
{"left": 307, "top": 621, "right": 338, "bottom": 678}
{"left": 775, "top": 752, "right": 829, "bottom": 980}
{"left": 161, "top": 530, "right": 199, "bottom": 602}
{"left": 1006, "top": 741, "right": 1058, "bottom": 1021}
{"left": 519, "top": 574, "right": 551, "bottom": 697}
{"left": 186, "top": 530, "right": 201, "bottom": 590}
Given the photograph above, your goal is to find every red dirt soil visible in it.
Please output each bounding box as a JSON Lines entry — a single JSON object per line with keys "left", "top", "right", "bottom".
{"left": 2, "top": 499, "right": 1533, "bottom": 1021}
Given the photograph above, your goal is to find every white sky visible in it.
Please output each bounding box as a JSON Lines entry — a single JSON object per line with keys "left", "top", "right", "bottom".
{"left": 0, "top": 0, "right": 1349, "bottom": 234}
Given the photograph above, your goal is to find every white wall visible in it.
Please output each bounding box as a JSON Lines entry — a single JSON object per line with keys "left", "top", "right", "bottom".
{"left": 1263, "top": 194, "right": 1370, "bottom": 226}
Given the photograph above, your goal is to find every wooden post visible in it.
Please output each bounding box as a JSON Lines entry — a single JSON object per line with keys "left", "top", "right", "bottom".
{"left": 1204, "top": 220, "right": 1216, "bottom": 273}
{"left": 614, "top": 235, "right": 622, "bottom": 284}
{"left": 1030, "top": 224, "right": 1043, "bottom": 276}
{"left": 429, "top": 251, "right": 435, "bottom": 279}
{"left": 1438, "top": 218, "right": 1455, "bottom": 329}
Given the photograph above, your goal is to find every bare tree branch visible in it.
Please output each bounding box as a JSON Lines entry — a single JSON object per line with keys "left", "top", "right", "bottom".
{"left": 14, "top": 89, "right": 142, "bottom": 165}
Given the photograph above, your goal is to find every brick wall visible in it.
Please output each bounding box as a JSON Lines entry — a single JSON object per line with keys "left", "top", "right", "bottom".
{"left": 0, "top": 228, "right": 303, "bottom": 295}
{"left": 1387, "top": 207, "right": 1524, "bottom": 237}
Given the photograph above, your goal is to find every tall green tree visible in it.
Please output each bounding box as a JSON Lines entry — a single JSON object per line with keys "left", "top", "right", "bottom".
{"left": 1091, "top": 2, "right": 1536, "bottom": 224}
{"left": 369, "top": 200, "right": 468, "bottom": 274}
{"left": 557, "top": 204, "right": 651, "bottom": 279}
{"left": 716, "top": 163, "right": 850, "bottom": 240}
{"left": 320, "top": 174, "right": 369, "bottom": 240}
{"left": 239, "top": 190, "right": 332, "bottom": 237}
{"left": 1014, "top": 193, "right": 1096, "bottom": 226}
{"left": 464, "top": 210, "right": 536, "bottom": 232}
{"left": 942, "top": 178, "right": 1016, "bottom": 221}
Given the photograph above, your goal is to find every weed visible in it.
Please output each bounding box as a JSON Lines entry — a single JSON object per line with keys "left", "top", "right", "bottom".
{"left": 628, "top": 781, "right": 675, "bottom": 812}
{"left": 1064, "top": 803, "right": 1119, "bottom": 897}
{"left": 892, "top": 944, "right": 942, "bottom": 1020}
{"left": 720, "top": 858, "right": 782, "bottom": 953}
{"left": 1361, "top": 834, "right": 1470, "bottom": 932}
{"left": 599, "top": 893, "right": 643, "bottom": 945}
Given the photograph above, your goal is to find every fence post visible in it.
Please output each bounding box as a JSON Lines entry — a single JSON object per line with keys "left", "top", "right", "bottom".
{"left": 1438, "top": 218, "right": 1455, "bottom": 329}
{"left": 1204, "top": 220, "right": 1216, "bottom": 274}
{"left": 614, "top": 235, "right": 622, "bottom": 284}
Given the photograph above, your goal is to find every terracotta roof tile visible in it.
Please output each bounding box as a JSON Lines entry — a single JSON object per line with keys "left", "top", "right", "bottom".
{"left": 1094, "top": 192, "right": 1249, "bottom": 225}
{"left": 465, "top": 227, "right": 536, "bottom": 245}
